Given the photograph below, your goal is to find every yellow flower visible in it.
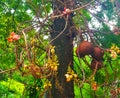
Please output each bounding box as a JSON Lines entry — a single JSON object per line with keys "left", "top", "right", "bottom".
{"left": 91, "top": 82, "right": 98, "bottom": 91}
{"left": 43, "top": 81, "right": 52, "bottom": 89}
{"left": 65, "top": 74, "right": 73, "bottom": 82}
{"left": 73, "top": 74, "right": 78, "bottom": 78}
{"left": 53, "top": 66, "right": 58, "bottom": 71}
{"left": 51, "top": 48, "right": 55, "bottom": 54}
{"left": 111, "top": 51, "right": 117, "bottom": 59}
{"left": 23, "top": 64, "right": 29, "bottom": 70}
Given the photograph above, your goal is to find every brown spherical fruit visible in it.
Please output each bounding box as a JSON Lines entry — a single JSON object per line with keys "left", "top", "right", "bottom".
{"left": 76, "top": 41, "right": 94, "bottom": 57}
{"left": 90, "top": 59, "right": 102, "bottom": 71}
{"left": 92, "top": 47, "right": 104, "bottom": 61}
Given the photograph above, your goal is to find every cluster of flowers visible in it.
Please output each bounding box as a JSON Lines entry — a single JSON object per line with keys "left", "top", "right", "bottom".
{"left": 7, "top": 32, "right": 20, "bottom": 43}
{"left": 110, "top": 44, "right": 120, "bottom": 59}
{"left": 91, "top": 82, "right": 98, "bottom": 91}
{"left": 44, "top": 46, "right": 59, "bottom": 71}
{"left": 65, "top": 66, "right": 77, "bottom": 82}
{"left": 43, "top": 80, "right": 52, "bottom": 89}
{"left": 22, "top": 45, "right": 59, "bottom": 78}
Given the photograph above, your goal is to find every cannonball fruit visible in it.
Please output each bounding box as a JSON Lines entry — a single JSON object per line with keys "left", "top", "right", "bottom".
{"left": 91, "top": 47, "right": 104, "bottom": 61}
{"left": 76, "top": 41, "right": 94, "bottom": 57}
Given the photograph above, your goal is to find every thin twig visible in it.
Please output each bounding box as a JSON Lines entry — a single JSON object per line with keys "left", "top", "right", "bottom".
{"left": 86, "top": 61, "right": 98, "bottom": 82}
{"left": 50, "top": 0, "right": 95, "bottom": 19}
{"left": 0, "top": 67, "right": 18, "bottom": 74}
{"left": 22, "top": 30, "right": 31, "bottom": 62}
{"left": 77, "top": 56, "right": 86, "bottom": 88}
{"left": 49, "top": 15, "right": 68, "bottom": 44}
{"left": 89, "top": 11, "right": 116, "bottom": 28}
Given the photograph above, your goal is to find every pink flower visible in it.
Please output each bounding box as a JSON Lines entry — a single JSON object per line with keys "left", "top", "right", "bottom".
{"left": 92, "top": 82, "right": 98, "bottom": 91}
{"left": 12, "top": 34, "right": 20, "bottom": 40}
{"left": 7, "top": 32, "right": 20, "bottom": 42}
{"left": 10, "top": 32, "right": 16, "bottom": 37}
{"left": 7, "top": 37, "right": 13, "bottom": 43}
{"left": 63, "top": 7, "right": 71, "bottom": 15}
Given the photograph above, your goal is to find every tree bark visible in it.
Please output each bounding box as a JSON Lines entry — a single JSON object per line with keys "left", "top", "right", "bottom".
{"left": 46, "top": 0, "right": 75, "bottom": 98}
{"left": 51, "top": 18, "right": 74, "bottom": 98}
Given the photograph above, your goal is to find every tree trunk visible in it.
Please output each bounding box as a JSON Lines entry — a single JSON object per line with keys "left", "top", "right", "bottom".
{"left": 46, "top": 0, "right": 75, "bottom": 98}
